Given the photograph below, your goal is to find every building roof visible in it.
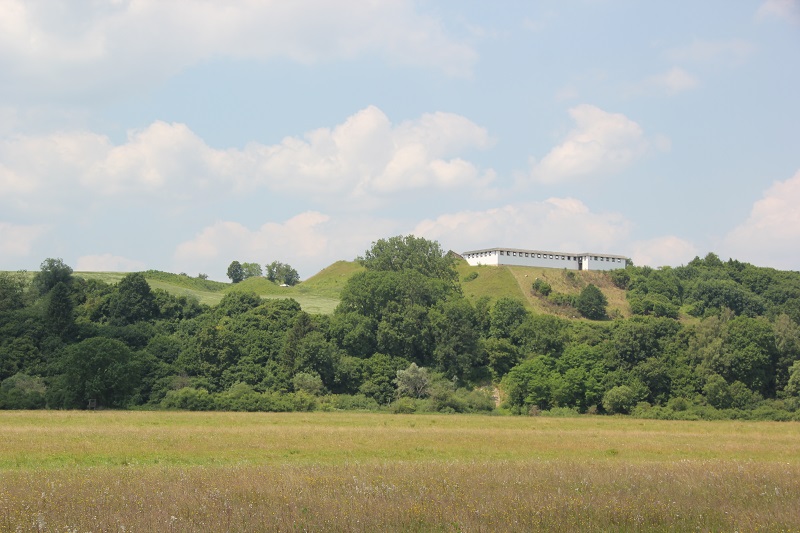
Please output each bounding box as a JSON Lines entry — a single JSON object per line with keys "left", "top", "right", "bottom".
{"left": 462, "top": 247, "right": 629, "bottom": 260}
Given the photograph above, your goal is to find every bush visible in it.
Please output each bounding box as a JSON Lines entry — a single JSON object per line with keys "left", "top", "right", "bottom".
{"left": 532, "top": 278, "right": 552, "bottom": 296}
{"left": 0, "top": 373, "right": 47, "bottom": 409}
{"left": 390, "top": 397, "right": 418, "bottom": 414}
{"left": 162, "top": 387, "right": 215, "bottom": 411}
{"left": 216, "top": 382, "right": 263, "bottom": 411}
{"left": 462, "top": 271, "right": 479, "bottom": 282}
{"left": 667, "top": 396, "right": 690, "bottom": 412}
{"left": 576, "top": 284, "right": 608, "bottom": 320}
{"left": 292, "top": 372, "right": 326, "bottom": 396}
{"left": 321, "top": 394, "right": 381, "bottom": 411}
{"left": 548, "top": 293, "right": 576, "bottom": 308}
{"left": 602, "top": 385, "right": 636, "bottom": 414}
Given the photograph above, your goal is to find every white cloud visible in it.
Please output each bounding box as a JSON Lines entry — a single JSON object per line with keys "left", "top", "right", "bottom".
{"left": 529, "top": 105, "right": 655, "bottom": 184}
{"left": 172, "top": 211, "right": 397, "bottom": 280}
{"left": 757, "top": 0, "right": 800, "bottom": 24}
{"left": 412, "top": 198, "right": 632, "bottom": 255}
{"left": 236, "top": 106, "right": 493, "bottom": 199}
{"left": 639, "top": 67, "right": 699, "bottom": 95}
{"left": 0, "top": 0, "right": 475, "bottom": 102}
{"left": 722, "top": 169, "right": 800, "bottom": 269}
{"left": 0, "top": 222, "right": 48, "bottom": 256}
{"left": 75, "top": 254, "right": 146, "bottom": 272}
{"left": 628, "top": 236, "right": 699, "bottom": 268}
{"left": 0, "top": 107, "right": 493, "bottom": 213}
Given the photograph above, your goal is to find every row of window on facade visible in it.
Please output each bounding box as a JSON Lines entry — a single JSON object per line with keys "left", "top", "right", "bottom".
{"left": 464, "top": 251, "right": 621, "bottom": 263}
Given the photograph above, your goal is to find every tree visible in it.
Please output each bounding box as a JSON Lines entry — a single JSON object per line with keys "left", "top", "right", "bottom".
{"left": 241, "top": 262, "right": 263, "bottom": 279}
{"left": 47, "top": 281, "right": 74, "bottom": 337}
{"left": 394, "top": 363, "right": 431, "bottom": 398}
{"left": 358, "top": 235, "right": 457, "bottom": 284}
{"left": 0, "top": 271, "right": 27, "bottom": 311}
{"left": 501, "top": 357, "right": 556, "bottom": 410}
{"left": 576, "top": 284, "right": 608, "bottom": 320}
{"left": 785, "top": 360, "right": 800, "bottom": 397}
{"left": 429, "top": 297, "right": 484, "bottom": 380}
{"left": 52, "top": 337, "right": 142, "bottom": 408}
{"left": 292, "top": 372, "right": 325, "bottom": 395}
{"left": 227, "top": 261, "right": 245, "bottom": 283}
{"left": 489, "top": 298, "right": 529, "bottom": 339}
{"left": 33, "top": 258, "right": 73, "bottom": 295}
{"left": 602, "top": 385, "right": 636, "bottom": 414}
{"left": 106, "top": 272, "right": 157, "bottom": 325}
{"left": 266, "top": 261, "right": 300, "bottom": 286}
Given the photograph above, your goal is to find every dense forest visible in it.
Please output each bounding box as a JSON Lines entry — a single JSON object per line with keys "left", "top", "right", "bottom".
{"left": 2, "top": 235, "right": 800, "bottom": 420}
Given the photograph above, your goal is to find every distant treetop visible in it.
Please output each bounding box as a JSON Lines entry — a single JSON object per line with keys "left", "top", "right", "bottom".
{"left": 358, "top": 235, "right": 457, "bottom": 283}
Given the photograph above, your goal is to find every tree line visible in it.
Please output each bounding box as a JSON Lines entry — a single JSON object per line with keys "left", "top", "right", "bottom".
{"left": 1, "top": 237, "right": 800, "bottom": 419}
{"left": 226, "top": 260, "right": 299, "bottom": 286}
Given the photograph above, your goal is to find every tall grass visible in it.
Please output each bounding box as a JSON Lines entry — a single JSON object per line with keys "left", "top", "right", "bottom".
{"left": 1, "top": 412, "right": 799, "bottom": 530}
{"left": 2, "top": 460, "right": 798, "bottom": 532}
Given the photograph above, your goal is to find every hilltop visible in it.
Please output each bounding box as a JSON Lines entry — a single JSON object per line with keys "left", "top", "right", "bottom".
{"left": 65, "top": 259, "right": 628, "bottom": 318}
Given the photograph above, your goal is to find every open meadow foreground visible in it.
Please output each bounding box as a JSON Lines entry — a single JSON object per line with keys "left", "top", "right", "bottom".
{"left": 1, "top": 412, "right": 799, "bottom": 532}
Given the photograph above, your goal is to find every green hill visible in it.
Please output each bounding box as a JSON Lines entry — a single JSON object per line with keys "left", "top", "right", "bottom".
{"left": 457, "top": 261, "right": 631, "bottom": 319}
{"left": 65, "top": 260, "right": 628, "bottom": 317}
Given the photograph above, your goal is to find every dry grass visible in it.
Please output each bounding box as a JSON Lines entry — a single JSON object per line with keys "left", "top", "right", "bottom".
{"left": 1, "top": 412, "right": 799, "bottom": 531}
{"left": 3, "top": 461, "right": 799, "bottom": 532}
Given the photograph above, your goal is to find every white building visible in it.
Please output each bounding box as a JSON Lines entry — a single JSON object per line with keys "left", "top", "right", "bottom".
{"left": 461, "top": 247, "right": 628, "bottom": 271}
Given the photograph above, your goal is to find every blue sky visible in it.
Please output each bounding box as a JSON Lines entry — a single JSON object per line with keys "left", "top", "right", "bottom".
{"left": 1, "top": 0, "right": 798, "bottom": 280}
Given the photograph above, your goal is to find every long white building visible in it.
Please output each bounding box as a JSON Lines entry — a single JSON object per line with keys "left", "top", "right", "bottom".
{"left": 461, "top": 247, "right": 628, "bottom": 271}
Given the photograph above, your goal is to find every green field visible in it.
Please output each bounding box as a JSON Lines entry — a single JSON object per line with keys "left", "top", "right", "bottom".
{"left": 1, "top": 411, "right": 798, "bottom": 531}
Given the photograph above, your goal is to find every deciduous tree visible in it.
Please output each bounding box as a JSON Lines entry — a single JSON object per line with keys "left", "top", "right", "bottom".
{"left": 227, "top": 261, "right": 244, "bottom": 283}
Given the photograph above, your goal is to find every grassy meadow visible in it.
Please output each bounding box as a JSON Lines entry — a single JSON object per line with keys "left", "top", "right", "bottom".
{"left": 1, "top": 411, "right": 799, "bottom": 531}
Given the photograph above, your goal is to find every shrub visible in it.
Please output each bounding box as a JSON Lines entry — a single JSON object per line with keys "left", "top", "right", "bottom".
{"left": 462, "top": 271, "right": 479, "bottom": 282}
{"left": 390, "top": 397, "right": 418, "bottom": 414}
{"left": 667, "top": 396, "right": 690, "bottom": 412}
{"left": 541, "top": 406, "right": 581, "bottom": 418}
{"left": 602, "top": 385, "right": 636, "bottom": 414}
{"left": 576, "top": 284, "right": 608, "bottom": 320}
{"left": 162, "top": 387, "right": 215, "bottom": 411}
{"left": 324, "top": 394, "right": 381, "bottom": 411}
{"left": 0, "top": 373, "right": 47, "bottom": 409}
{"left": 292, "top": 372, "right": 326, "bottom": 396}
{"left": 532, "top": 278, "right": 552, "bottom": 296}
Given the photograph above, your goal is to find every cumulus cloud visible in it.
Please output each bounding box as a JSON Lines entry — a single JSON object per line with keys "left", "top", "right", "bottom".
{"left": 529, "top": 105, "right": 655, "bottom": 184}
{"left": 628, "top": 236, "right": 699, "bottom": 268}
{"left": 0, "top": 106, "right": 493, "bottom": 212}
{"left": 722, "top": 169, "right": 800, "bottom": 269}
{"left": 0, "top": 0, "right": 475, "bottom": 102}
{"left": 172, "top": 211, "right": 397, "bottom": 279}
{"left": 75, "top": 254, "right": 146, "bottom": 272}
{"left": 412, "top": 198, "right": 632, "bottom": 255}
{"left": 757, "top": 0, "right": 800, "bottom": 24}
{"left": 239, "top": 106, "right": 493, "bottom": 199}
{"left": 0, "top": 222, "right": 48, "bottom": 256}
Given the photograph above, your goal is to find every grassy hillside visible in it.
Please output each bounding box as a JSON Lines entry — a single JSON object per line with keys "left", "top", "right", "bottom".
{"left": 49, "top": 259, "right": 627, "bottom": 317}
{"left": 457, "top": 261, "right": 631, "bottom": 318}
